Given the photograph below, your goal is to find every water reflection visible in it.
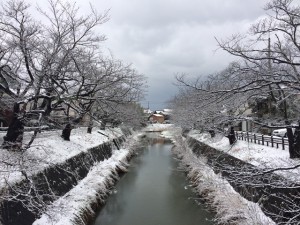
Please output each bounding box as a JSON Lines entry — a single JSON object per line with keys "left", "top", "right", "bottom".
{"left": 92, "top": 133, "right": 215, "bottom": 225}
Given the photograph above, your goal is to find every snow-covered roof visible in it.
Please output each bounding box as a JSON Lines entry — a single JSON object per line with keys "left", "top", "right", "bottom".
{"left": 152, "top": 114, "right": 164, "bottom": 117}
{"left": 155, "top": 110, "right": 164, "bottom": 114}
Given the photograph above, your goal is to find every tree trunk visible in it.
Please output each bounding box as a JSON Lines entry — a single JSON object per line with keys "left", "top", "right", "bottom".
{"left": 61, "top": 123, "right": 72, "bottom": 141}
{"left": 61, "top": 115, "right": 83, "bottom": 140}
{"left": 286, "top": 126, "right": 295, "bottom": 158}
{"left": 227, "top": 127, "right": 236, "bottom": 145}
{"left": 87, "top": 117, "right": 93, "bottom": 134}
{"left": 87, "top": 126, "right": 92, "bottom": 133}
{"left": 100, "top": 112, "right": 108, "bottom": 130}
{"left": 40, "top": 97, "right": 52, "bottom": 116}
{"left": 2, "top": 103, "right": 24, "bottom": 151}
{"left": 285, "top": 120, "right": 300, "bottom": 159}
{"left": 87, "top": 124, "right": 93, "bottom": 133}
{"left": 291, "top": 122, "right": 300, "bottom": 158}
{"left": 100, "top": 120, "right": 106, "bottom": 130}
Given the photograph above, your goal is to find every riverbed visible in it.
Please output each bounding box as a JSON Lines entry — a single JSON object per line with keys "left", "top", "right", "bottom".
{"left": 92, "top": 133, "right": 215, "bottom": 225}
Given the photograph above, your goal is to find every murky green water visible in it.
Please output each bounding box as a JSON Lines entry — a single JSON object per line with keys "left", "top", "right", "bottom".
{"left": 92, "top": 133, "right": 215, "bottom": 225}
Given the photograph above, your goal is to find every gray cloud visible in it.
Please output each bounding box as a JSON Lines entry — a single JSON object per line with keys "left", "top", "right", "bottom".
{"left": 28, "top": 0, "right": 269, "bottom": 110}
{"left": 98, "top": 0, "right": 267, "bottom": 27}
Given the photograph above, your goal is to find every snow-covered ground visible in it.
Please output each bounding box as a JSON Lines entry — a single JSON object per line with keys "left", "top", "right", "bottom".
{"left": 0, "top": 127, "right": 124, "bottom": 190}
{"left": 188, "top": 130, "right": 300, "bottom": 183}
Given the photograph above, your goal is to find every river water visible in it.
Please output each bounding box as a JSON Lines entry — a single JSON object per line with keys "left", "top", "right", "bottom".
{"left": 92, "top": 133, "right": 215, "bottom": 225}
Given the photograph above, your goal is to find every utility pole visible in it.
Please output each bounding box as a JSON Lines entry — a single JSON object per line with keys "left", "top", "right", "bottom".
{"left": 267, "top": 36, "right": 276, "bottom": 109}
{"left": 268, "top": 37, "right": 271, "bottom": 72}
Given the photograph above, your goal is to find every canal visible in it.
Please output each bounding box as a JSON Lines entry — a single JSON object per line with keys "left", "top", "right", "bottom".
{"left": 92, "top": 133, "right": 215, "bottom": 225}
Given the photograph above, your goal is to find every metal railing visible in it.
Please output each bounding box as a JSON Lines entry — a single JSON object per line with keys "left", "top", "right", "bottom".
{"left": 235, "top": 131, "right": 289, "bottom": 150}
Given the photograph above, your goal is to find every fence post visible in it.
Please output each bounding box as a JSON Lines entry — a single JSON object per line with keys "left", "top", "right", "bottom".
{"left": 262, "top": 135, "right": 264, "bottom": 146}
{"left": 247, "top": 132, "right": 249, "bottom": 142}
{"left": 282, "top": 137, "right": 285, "bottom": 150}
{"left": 254, "top": 134, "right": 256, "bottom": 144}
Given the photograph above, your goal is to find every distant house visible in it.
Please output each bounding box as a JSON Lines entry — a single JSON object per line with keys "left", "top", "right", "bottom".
{"left": 149, "top": 114, "right": 165, "bottom": 124}
{"left": 148, "top": 109, "right": 173, "bottom": 124}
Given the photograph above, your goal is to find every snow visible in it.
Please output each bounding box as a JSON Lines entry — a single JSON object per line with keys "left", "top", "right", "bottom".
{"left": 1, "top": 124, "right": 291, "bottom": 225}
{"left": 186, "top": 153, "right": 276, "bottom": 225}
{"left": 0, "top": 127, "right": 124, "bottom": 190}
{"left": 33, "top": 148, "right": 131, "bottom": 225}
{"left": 188, "top": 130, "right": 300, "bottom": 183}
{"left": 143, "top": 123, "right": 174, "bottom": 132}
{"left": 165, "top": 131, "right": 276, "bottom": 225}
{"left": 32, "top": 132, "right": 142, "bottom": 225}
{"left": 152, "top": 113, "right": 164, "bottom": 117}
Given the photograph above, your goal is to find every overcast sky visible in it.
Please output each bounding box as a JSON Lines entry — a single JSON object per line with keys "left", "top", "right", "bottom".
{"left": 29, "top": 0, "right": 269, "bottom": 110}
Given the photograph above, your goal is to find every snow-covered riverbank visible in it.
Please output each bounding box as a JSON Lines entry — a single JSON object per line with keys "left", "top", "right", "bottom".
{"left": 31, "top": 130, "right": 141, "bottom": 225}
{"left": 0, "top": 127, "right": 125, "bottom": 190}
{"left": 1, "top": 124, "right": 285, "bottom": 225}
{"left": 33, "top": 148, "right": 133, "bottom": 225}
{"left": 188, "top": 130, "right": 300, "bottom": 183}
{"left": 0, "top": 126, "right": 136, "bottom": 225}
{"left": 162, "top": 129, "right": 276, "bottom": 225}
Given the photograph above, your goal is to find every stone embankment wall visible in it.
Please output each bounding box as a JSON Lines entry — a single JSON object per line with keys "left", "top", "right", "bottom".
{"left": 0, "top": 127, "right": 131, "bottom": 225}
{"left": 187, "top": 137, "right": 300, "bottom": 224}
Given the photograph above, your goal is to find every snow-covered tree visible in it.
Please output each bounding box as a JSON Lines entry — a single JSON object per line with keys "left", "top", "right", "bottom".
{"left": 174, "top": 0, "right": 300, "bottom": 158}
{"left": 172, "top": 64, "right": 252, "bottom": 135}
{"left": 0, "top": 0, "right": 108, "bottom": 148}
{"left": 0, "top": 0, "right": 147, "bottom": 146}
